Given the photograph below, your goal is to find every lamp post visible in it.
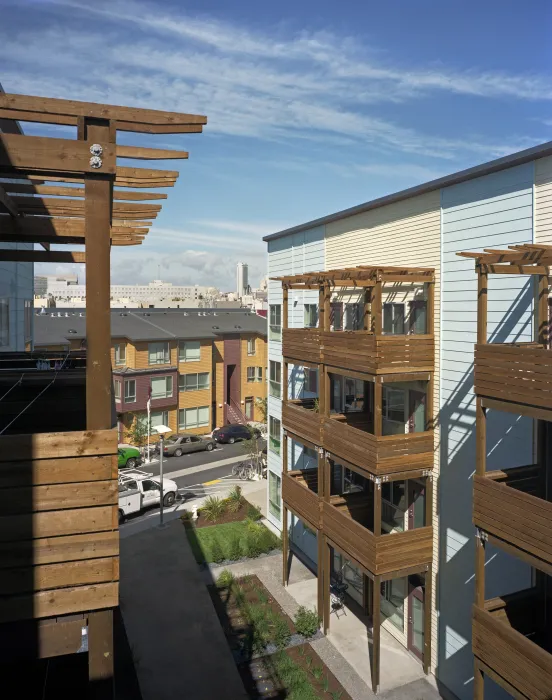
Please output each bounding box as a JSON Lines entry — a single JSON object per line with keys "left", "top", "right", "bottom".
{"left": 153, "top": 424, "right": 172, "bottom": 527}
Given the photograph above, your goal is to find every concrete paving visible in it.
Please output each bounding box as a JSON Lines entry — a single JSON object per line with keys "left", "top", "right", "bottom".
{"left": 120, "top": 519, "right": 248, "bottom": 700}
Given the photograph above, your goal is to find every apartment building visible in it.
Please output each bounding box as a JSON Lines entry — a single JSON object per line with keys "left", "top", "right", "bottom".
{"left": 34, "top": 308, "right": 267, "bottom": 438}
{"left": 264, "top": 142, "right": 552, "bottom": 697}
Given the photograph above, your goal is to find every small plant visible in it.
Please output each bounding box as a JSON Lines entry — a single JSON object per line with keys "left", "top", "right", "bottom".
{"left": 312, "top": 398, "right": 320, "bottom": 413}
{"left": 227, "top": 485, "right": 243, "bottom": 512}
{"left": 180, "top": 509, "right": 192, "bottom": 521}
{"left": 294, "top": 606, "right": 320, "bottom": 638}
{"left": 227, "top": 534, "right": 242, "bottom": 561}
{"left": 305, "top": 655, "right": 312, "bottom": 669}
{"left": 273, "top": 616, "right": 291, "bottom": 650}
{"left": 233, "top": 584, "right": 246, "bottom": 607}
{"left": 298, "top": 645, "right": 306, "bottom": 656}
{"left": 330, "top": 691, "right": 343, "bottom": 700}
{"left": 322, "top": 675, "right": 330, "bottom": 692}
{"left": 216, "top": 569, "right": 235, "bottom": 588}
{"left": 247, "top": 503, "right": 262, "bottom": 521}
{"left": 244, "top": 533, "right": 262, "bottom": 558}
{"left": 201, "top": 495, "right": 227, "bottom": 522}
{"left": 312, "top": 665, "right": 323, "bottom": 680}
{"left": 257, "top": 588, "right": 268, "bottom": 604}
{"left": 210, "top": 538, "right": 225, "bottom": 564}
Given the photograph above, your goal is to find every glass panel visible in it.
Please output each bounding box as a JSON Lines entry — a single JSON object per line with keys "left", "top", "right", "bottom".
{"left": 343, "top": 468, "right": 364, "bottom": 494}
{"left": 330, "top": 303, "right": 343, "bottom": 331}
{"left": 412, "top": 595, "right": 424, "bottom": 652}
{"left": 179, "top": 341, "right": 200, "bottom": 362}
{"left": 342, "top": 560, "right": 363, "bottom": 605}
{"left": 331, "top": 462, "right": 343, "bottom": 496}
{"left": 381, "top": 578, "right": 406, "bottom": 631}
{"left": 268, "top": 472, "right": 281, "bottom": 519}
{"left": 412, "top": 485, "right": 425, "bottom": 529}
{"left": 410, "top": 301, "right": 427, "bottom": 334}
{"left": 197, "top": 406, "right": 209, "bottom": 426}
{"left": 198, "top": 373, "right": 210, "bottom": 389}
{"left": 185, "top": 407, "right": 197, "bottom": 428}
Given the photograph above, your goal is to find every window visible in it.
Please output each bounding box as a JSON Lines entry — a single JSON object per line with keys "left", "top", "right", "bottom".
{"left": 305, "top": 367, "right": 318, "bottom": 394}
{"left": 247, "top": 338, "right": 256, "bottom": 355}
{"left": 269, "top": 361, "right": 281, "bottom": 398}
{"left": 256, "top": 367, "right": 263, "bottom": 382}
{"left": 409, "top": 300, "right": 427, "bottom": 334}
{"left": 148, "top": 342, "right": 170, "bottom": 365}
{"left": 151, "top": 375, "right": 173, "bottom": 399}
{"left": 0, "top": 299, "right": 9, "bottom": 347}
{"left": 245, "top": 396, "right": 254, "bottom": 420}
{"left": 114, "top": 343, "right": 126, "bottom": 366}
{"left": 179, "top": 406, "right": 209, "bottom": 430}
{"left": 151, "top": 410, "right": 169, "bottom": 428}
{"left": 382, "top": 387, "right": 406, "bottom": 424}
{"left": 268, "top": 471, "right": 281, "bottom": 519}
{"left": 124, "top": 379, "right": 136, "bottom": 402}
{"left": 247, "top": 367, "right": 255, "bottom": 383}
{"left": 381, "top": 481, "right": 406, "bottom": 533}
{"left": 179, "top": 372, "right": 210, "bottom": 391}
{"left": 114, "top": 380, "right": 121, "bottom": 401}
{"left": 383, "top": 303, "right": 405, "bottom": 335}
{"left": 24, "top": 300, "right": 32, "bottom": 340}
{"left": 381, "top": 578, "right": 406, "bottom": 632}
{"left": 304, "top": 304, "right": 318, "bottom": 328}
{"left": 247, "top": 367, "right": 262, "bottom": 382}
{"left": 269, "top": 416, "right": 281, "bottom": 454}
{"left": 345, "top": 303, "right": 363, "bottom": 331}
{"left": 179, "top": 341, "right": 201, "bottom": 362}
{"left": 330, "top": 302, "right": 342, "bottom": 331}
{"left": 269, "top": 304, "right": 281, "bottom": 341}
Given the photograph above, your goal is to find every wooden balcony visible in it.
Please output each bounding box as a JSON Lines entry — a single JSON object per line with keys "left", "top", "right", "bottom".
{"left": 323, "top": 413, "right": 434, "bottom": 477}
{"left": 282, "top": 470, "right": 321, "bottom": 529}
{"left": 282, "top": 327, "right": 321, "bottom": 364}
{"left": 321, "top": 332, "right": 434, "bottom": 375}
{"left": 323, "top": 499, "right": 433, "bottom": 576}
{"left": 282, "top": 399, "right": 321, "bottom": 445}
{"left": 473, "top": 592, "right": 552, "bottom": 699}
{"left": 473, "top": 468, "right": 552, "bottom": 572}
{"left": 474, "top": 342, "right": 552, "bottom": 420}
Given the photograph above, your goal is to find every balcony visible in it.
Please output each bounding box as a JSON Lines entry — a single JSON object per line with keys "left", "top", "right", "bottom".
{"left": 473, "top": 591, "right": 552, "bottom": 699}
{"left": 474, "top": 342, "right": 552, "bottom": 420}
{"left": 282, "top": 328, "right": 321, "bottom": 365}
{"left": 323, "top": 413, "right": 434, "bottom": 477}
{"left": 282, "top": 399, "right": 322, "bottom": 445}
{"left": 321, "top": 331, "right": 434, "bottom": 375}
{"left": 323, "top": 498, "right": 433, "bottom": 576}
{"left": 282, "top": 469, "right": 321, "bottom": 530}
{"left": 473, "top": 466, "right": 552, "bottom": 571}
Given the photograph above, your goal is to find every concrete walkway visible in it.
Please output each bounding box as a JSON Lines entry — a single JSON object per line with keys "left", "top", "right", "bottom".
{"left": 120, "top": 519, "right": 248, "bottom": 700}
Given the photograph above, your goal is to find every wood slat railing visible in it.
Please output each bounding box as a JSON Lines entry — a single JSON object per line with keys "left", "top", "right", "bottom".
{"left": 282, "top": 471, "right": 321, "bottom": 529}
{"left": 282, "top": 400, "right": 322, "bottom": 445}
{"left": 282, "top": 328, "right": 321, "bottom": 364}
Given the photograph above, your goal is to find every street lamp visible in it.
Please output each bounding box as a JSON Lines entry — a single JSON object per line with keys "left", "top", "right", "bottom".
{"left": 153, "top": 424, "right": 172, "bottom": 526}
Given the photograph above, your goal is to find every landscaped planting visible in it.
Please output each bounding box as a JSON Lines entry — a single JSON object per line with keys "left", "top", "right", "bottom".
{"left": 209, "top": 573, "right": 350, "bottom": 699}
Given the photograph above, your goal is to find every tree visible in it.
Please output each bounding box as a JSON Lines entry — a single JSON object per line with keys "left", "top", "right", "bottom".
{"left": 255, "top": 397, "right": 268, "bottom": 423}
{"left": 125, "top": 413, "right": 150, "bottom": 448}
{"left": 242, "top": 425, "right": 264, "bottom": 477}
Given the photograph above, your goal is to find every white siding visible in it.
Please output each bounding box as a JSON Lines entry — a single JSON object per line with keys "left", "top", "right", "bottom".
{"left": 535, "top": 155, "right": 552, "bottom": 245}
{"left": 439, "top": 164, "right": 534, "bottom": 700}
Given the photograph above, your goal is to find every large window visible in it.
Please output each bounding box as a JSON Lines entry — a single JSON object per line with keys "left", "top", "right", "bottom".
{"left": 24, "top": 300, "right": 32, "bottom": 340}
{"left": 269, "top": 416, "right": 281, "bottom": 454}
{"left": 247, "top": 366, "right": 263, "bottom": 383}
{"left": 179, "top": 406, "right": 209, "bottom": 430}
{"left": 151, "top": 410, "right": 169, "bottom": 429}
{"left": 304, "top": 367, "right": 318, "bottom": 394}
{"left": 381, "top": 480, "right": 406, "bottom": 533}
{"left": 148, "top": 341, "right": 170, "bottom": 365}
{"left": 409, "top": 300, "right": 427, "bottom": 334}
{"left": 383, "top": 303, "right": 405, "bottom": 335}
{"left": 247, "top": 338, "right": 256, "bottom": 356}
{"left": 304, "top": 304, "right": 318, "bottom": 328}
{"left": 269, "top": 361, "right": 281, "bottom": 398}
{"left": 114, "top": 343, "right": 126, "bottom": 366}
{"left": 345, "top": 303, "right": 363, "bottom": 330}
{"left": 151, "top": 375, "right": 173, "bottom": 399}
{"left": 179, "top": 340, "right": 201, "bottom": 362}
{"left": 179, "top": 372, "right": 210, "bottom": 392}
{"left": 0, "top": 299, "right": 9, "bottom": 347}
{"left": 114, "top": 380, "right": 121, "bottom": 401}
{"left": 268, "top": 471, "right": 281, "bottom": 519}
{"left": 382, "top": 387, "right": 406, "bottom": 426}
{"left": 124, "top": 379, "right": 136, "bottom": 403}
{"left": 381, "top": 577, "right": 406, "bottom": 632}
{"left": 269, "top": 305, "right": 281, "bottom": 341}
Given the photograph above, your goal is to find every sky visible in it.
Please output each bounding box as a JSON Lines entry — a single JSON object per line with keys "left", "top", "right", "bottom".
{"left": 1, "top": 0, "right": 552, "bottom": 291}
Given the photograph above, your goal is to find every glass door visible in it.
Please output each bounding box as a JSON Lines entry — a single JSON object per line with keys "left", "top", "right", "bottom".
{"left": 408, "top": 580, "right": 425, "bottom": 662}
{"left": 408, "top": 481, "right": 426, "bottom": 529}
{"left": 408, "top": 390, "right": 426, "bottom": 433}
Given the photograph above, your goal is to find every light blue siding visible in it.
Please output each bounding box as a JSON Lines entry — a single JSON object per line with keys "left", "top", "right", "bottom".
{"left": 438, "top": 164, "right": 534, "bottom": 699}
{"left": 0, "top": 243, "right": 34, "bottom": 351}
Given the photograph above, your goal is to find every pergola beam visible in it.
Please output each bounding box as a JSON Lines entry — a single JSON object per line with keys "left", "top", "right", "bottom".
{"left": 2, "top": 183, "right": 167, "bottom": 201}
{"left": 0, "top": 250, "right": 85, "bottom": 263}
{"left": 116, "top": 145, "right": 188, "bottom": 160}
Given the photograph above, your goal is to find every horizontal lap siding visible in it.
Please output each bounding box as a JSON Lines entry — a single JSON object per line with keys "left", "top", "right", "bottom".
{"left": 440, "top": 164, "right": 534, "bottom": 698}
{"left": 325, "top": 191, "right": 441, "bottom": 668}
{"left": 134, "top": 340, "right": 177, "bottom": 370}
{"left": 535, "top": 156, "right": 552, "bottom": 245}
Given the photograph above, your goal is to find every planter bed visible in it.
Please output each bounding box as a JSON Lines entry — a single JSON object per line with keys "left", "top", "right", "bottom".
{"left": 188, "top": 497, "right": 261, "bottom": 529}
{"left": 184, "top": 520, "right": 281, "bottom": 565}
{"left": 209, "top": 574, "right": 350, "bottom": 700}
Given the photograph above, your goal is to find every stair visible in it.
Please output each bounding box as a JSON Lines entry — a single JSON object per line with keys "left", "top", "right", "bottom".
{"left": 226, "top": 402, "right": 246, "bottom": 424}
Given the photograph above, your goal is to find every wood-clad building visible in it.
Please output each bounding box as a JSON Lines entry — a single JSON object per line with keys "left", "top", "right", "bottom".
{"left": 0, "top": 92, "right": 206, "bottom": 695}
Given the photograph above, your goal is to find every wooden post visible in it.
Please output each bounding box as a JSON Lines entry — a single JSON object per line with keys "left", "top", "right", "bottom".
{"left": 374, "top": 378, "right": 382, "bottom": 437}
{"left": 318, "top": 285, "right": 324, "bottom": 329}
{"left": 363, "top": 575, "right": 371, "bottom": 615}
{"left": 372, "top": 280, "right": 383, "bottom": 334}
{"left": 323, "top": 281, "right": 331, "bottom": 332}
{"left": 364, "top": 287, "right": 372, "bottom": 331}
{"left": 317, "top": 448, "right": 324, "bottom": 499}
{"left": 371, "top": 574, "right": 381, "bottom": 694}
{"left": 423, "top": 565, "right": 433, "bottom": 675}
{"left": 282, "top": 360, "right": 288, "bottom": 404}
{"left": 81, "top": 116, "right": 115, "bottom": 700}
{"left": 318, "top": 364, "right": 325, "bottom": 415}
{"left": 425, "top": 474, "right": 433, "bottom": 529}
{"left": 282, "top": 430, "right": 288, "bottom": 475}
{"left": 373, "top": 479, "right": 382, "bottom": 536}
{"left": 323, "top": 537, "right": 331, "bottom": 634}
{"left": 474, "top": 395, "right": 486, "bottom": 700}
{"left": 477, "top": 266, "right": 488, "bottom": 345}
{"left": 324, "top": 454, "right": 331, "bottom": 503}
{"left": 323, "top": 365, "right": 331, "bottom": 419}
{"left": 282, "top": 504, "right": 289, "bottom": 586}
{"left": 538, "top": 273, "right": 549, "bottom": 347}
{"left": 426, "top": 373, "right": 434, "bottom": 432}
{"left": 283, "top": 284, "right": 289, "bottom": 331}
{"left": 317, "top": 530, "right": 324, "bottom": 623}
{"left": 426, "top": 280, "right": 435, "bottom": 336}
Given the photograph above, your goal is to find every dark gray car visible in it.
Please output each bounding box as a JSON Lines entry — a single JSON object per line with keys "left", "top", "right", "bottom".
{"left": 160, "top": 434, "right": 215, "bottom": 457}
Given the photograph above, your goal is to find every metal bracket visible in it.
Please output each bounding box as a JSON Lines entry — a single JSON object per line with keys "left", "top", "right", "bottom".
{"left": 476, "top": 528, "right": 488, "bottom": 544}
{"left": 89, "top": 143, "right": 103, "bottom": 156}
{"left": 317, "top": 446, "right": 325, "bottom": 456}
{"left": 374, "top": 476, "right": 382, "bottom": 488}
{"left": 89, "top": 155, "right": 103, "bottom": 169}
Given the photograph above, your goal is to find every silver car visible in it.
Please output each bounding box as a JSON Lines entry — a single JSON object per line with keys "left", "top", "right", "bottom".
{"left": 160, "top": 434, "right": 215, "bottom": 457}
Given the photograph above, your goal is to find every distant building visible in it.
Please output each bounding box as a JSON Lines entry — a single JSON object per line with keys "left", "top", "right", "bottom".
{"left": 236, "top": 262, "right": 249, "bottom": 297}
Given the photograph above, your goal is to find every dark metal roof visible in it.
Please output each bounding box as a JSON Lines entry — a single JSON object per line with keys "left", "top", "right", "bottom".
{"left": 263, "top": 140, "right": 552, "bottom": 242}
{"left": 34, "top": 308, "right": 267, "bottom": 346}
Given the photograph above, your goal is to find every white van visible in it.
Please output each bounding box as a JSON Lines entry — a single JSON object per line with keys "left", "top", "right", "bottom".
{"left": 118, "top": 469, "right": 179, "bottom": 523}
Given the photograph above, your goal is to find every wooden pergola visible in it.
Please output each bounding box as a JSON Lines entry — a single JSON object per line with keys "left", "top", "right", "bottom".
{"left": 0, "top": 92, "right": 206, "bottom": 697}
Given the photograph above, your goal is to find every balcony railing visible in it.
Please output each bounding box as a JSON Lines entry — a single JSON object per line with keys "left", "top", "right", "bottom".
{"left": 282, "top": 399, "right": 322, "bottom": 445}
{"left": 323, "top": 413, "right": 434, "bottom": 477}
{"left": 473, "top": 592, "right": 552, "bottom": 699}
{"left": 473, "top": 467, "right": 551, "bottom": 570}
{"left": 474, "top": 342, "right": 552, "bottom": 418}
{"left": 282, "top": 328, "right": 321, "bottom": 364}
{"left": 282, "top": 470, "right": 321, "bottom": 529}
{"left": 323, "top": 500, "right": 433, "bottom": 576}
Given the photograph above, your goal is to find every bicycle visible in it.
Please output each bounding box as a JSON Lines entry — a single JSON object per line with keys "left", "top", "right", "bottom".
{"left": 231, "top": 460, "right": 255, "bottom": 480}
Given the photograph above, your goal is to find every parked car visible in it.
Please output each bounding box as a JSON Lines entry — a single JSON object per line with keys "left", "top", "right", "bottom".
{"left": 158, "top": 434, "right": 216, "bottom": 457}
{"left": 118, "top": 446, "right": 142, "bottom": 469}
{"left": 213, "top": 423, "right": 261, "bottom": 444}
{"left": 118, "top": 469, "right": 179, "bottom": 523}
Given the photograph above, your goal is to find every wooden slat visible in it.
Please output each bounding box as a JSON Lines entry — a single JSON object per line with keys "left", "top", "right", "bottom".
{"left": 282, "top": 328, "right": 321, "bottom": 364}
{"left": 0, "top": 454, "right": 116, "bottom": 488}
{"left": 0, "top": 250, "right": 85, "bottom": 263}
{"left": 0, "top": 480, "right": 118, "bottom": 515}
{"left": 0, "top": 616, "right": 88, "bottom": 661}
{"left": 12, "top": 195, "right": 162, "bottom": 214}
{"left": 116, "top": 145, "right": 188, "bottom": 160}
{"left": 282, "top": 472, "right": 320, "bottom": 530}
{"left": 0, "top": 134, "right": 116, "bottom": 175}
{"left": 282, "top": 401, "right": 321, "bottom": 445}
{"left": 0, "top": 505, "right": 116, "bottom": 542}
{"left": 0, "top": 183, "right": 18, "bottom": 216}
{"left": 0, "top": 429, "right": 116, "bottom": 462}
{"left": 0, "top": 582, "right": 119, "bottom": 623}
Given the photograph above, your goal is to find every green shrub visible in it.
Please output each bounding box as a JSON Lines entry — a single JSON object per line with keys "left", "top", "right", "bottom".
{"left": 202, "top": 496, "right": 227, "bottom": 522}
{"left": 330, "top": 691, "right": 343, "bottom": 700}
{"left": 257, "top": 587, "right": 268, "bottom": 605}
{"left": 227, "top": 485, "right": 243, "bottom": 512}
{"left": 257, "top": 526, "right": 279, "bottom": 552}
{"left": 312, "top": 665, "right": 323, "bottom": 680}
{"left": 244, "top": 533, "right": 263, "bottom": 558}
{"left": 216, "top": 569, "right": 235, "bottom": 588}
{"left": 294, "top": 606, "right": 320, "bottom": 638}
{"left": 227, "top": 534, "right": 242, "bottom": 561}
{"left": 246, "top": 503, "right": 262, "bottom": 521}
{"left": 322, "top": 674, "right": 330, "bottom": 692}
{"left": 210, "top": 538, "right": 225, "bottom": 563}
{"left": 272, "top": 616, "right": 291, "bottom": 650}
{"left": 180, "top": 509, "right": 192, "bottom": 521}
{"left": 233, "top": 584, "right": 246, "bottom": 607}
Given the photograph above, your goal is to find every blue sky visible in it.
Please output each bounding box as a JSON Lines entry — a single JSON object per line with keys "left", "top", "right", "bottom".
{"left": 1, "top": 0, "right": 551, "bottom": 290}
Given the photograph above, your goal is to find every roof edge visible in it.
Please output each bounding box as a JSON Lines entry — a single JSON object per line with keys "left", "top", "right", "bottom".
{"left": 263, "top": 140, "right": 552, "bottom": 243}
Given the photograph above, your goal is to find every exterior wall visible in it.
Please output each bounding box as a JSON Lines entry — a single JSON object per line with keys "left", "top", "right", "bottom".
{"left": 177, "top": 338, "right": 213, "bottom": 434}
{"left": 214, "top": 338, "right": 225, "bottom": 428}
{"left": 110, "top": 338, "right": 136, "bottom": 369}
{"left": 267, "top": 225, "right": 325, "bottom": 530}
{"left": 0, "top": 243, "right": 33, "bottom": 352}
{"left": 241, "top": 333, "right": 267, "bottom": 421}
{"left": 535, "top": 155, "right": 552, "bottom": 245}
{"left": 326, "top": 191, "right": 441, "bottom": 669}
{"left": 439, "top": 163, "right": 534, "bottom": 699}
{"left": 114, "top": 369, "right": 178, "bottom": 414}
{"left": 121, "top": 407, "right": 178, "bottom": 442}
{"left": 134, "top": 340, "right": 178, "bottom": 369}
